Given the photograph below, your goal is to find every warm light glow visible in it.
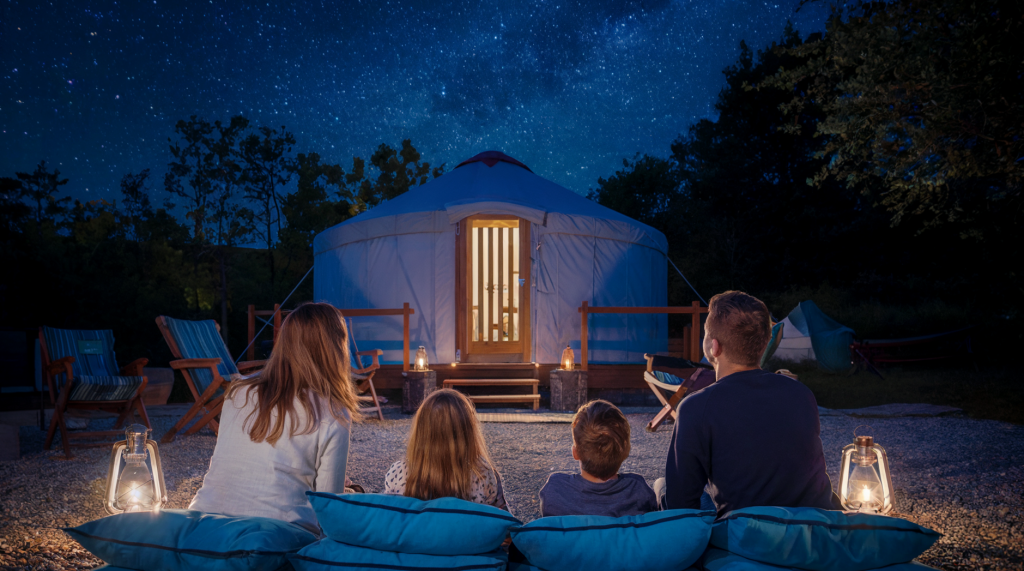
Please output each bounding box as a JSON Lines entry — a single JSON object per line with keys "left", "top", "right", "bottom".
{"left": 417, "top": 358, "right": 424, "bottom": 367}
{"left": 861, "top": 486, "right": 871, "bottom": 502}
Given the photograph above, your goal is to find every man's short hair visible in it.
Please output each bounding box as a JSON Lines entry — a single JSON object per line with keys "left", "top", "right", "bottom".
{"left": 572, "top": 399, "right": 631, "bottom": 480}
{"left": 706, "top": 291, "right": 772, "bottom": 367}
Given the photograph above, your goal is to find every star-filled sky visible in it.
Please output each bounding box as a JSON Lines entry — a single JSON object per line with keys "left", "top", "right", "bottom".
{"left": 1, "top": 0, "right": 830, "bottom": 204}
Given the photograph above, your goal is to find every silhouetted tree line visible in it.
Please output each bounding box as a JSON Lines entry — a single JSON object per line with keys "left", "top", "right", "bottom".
{"left": 590, "top": 1, "right": 1022, "bottom": 342}
{"left": 0, "top": 117, "right": 442, "bottom": 367}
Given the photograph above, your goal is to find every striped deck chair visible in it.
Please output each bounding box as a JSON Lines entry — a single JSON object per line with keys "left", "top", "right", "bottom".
{"left": 642, "top": 321, "right": 785, "bottom": 432}
{"left": 39, "top": 327, "right": 150, "bottom": 458}
{"left": 155, "top": 316, "right": 265, "bottom": 443}
{"left": 348, "top": 320, "right": 384, "bottom": 421}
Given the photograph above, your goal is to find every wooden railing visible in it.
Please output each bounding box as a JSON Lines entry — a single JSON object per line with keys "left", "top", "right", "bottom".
{"left": 247, "top": 303, "right": 416, "bottom": 371}
{"left": 578, "top": 301, "right": 709, "bottom": 371}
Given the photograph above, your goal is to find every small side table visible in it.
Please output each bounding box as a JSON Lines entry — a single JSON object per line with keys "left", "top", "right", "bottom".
{"left": 402, "top": 370, "right": 437, "bottom": 414}
{"left": 549, "top": 369, "right": 588, "bottom": 412}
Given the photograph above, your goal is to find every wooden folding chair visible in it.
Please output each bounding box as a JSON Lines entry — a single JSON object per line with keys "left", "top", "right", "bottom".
{"left": 155, "top": 316, "right": 265, "bottom": 443}
{"left": 643, "top": 355, "right": 714, "bottom": 433}
{"left": 39, "top": 327, "right": 151, "bottom": 458}
{"left": 349, "top": 319, "right": 385, "bottom": 421}
{"left": 643, "top": 321, "right": 786, "bottom": 432}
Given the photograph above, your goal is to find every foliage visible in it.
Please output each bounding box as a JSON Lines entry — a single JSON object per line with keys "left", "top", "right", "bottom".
{"left": 588, "top": 153, "right": 679, "bottom": 230}
{"left": 592, "top": 21, "right": 1019, "bottom": 343}
{"left": 0, "top": 119, "right": 441, "bottom": 372}
{"left": 766, "top": 0, "right": 1023, "bottom": 236}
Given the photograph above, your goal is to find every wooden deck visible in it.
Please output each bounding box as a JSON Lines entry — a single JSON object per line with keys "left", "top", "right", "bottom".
{"left": 370, "top": 363, "right": 650, "bottom": 390}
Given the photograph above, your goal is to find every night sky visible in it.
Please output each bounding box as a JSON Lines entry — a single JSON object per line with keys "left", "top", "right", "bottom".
{"left": 1, "top": 0, "right": 830, "bottom": 204}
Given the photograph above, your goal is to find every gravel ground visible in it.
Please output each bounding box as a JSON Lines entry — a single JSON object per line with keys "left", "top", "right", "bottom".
{"left": 1, "top": 405, "right": 1021, "bottom": 571}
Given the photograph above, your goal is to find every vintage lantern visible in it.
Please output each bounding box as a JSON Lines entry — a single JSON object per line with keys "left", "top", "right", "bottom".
{"left": 105, "top": 424, "right": 166, "bottom": 514}
{"left": 838, "top": 432, "right": 894, "bottom": 514}
{"left": 414, "top": 346, "right": 429, "bottom": 371}
{"left": 561, "top": 345, "right": 575, "bottom": 370}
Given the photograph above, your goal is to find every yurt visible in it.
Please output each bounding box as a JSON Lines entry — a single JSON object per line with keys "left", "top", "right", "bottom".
{"left": 775, "top": 300, "right": 855, "bottom": 372}
{"left": 313, "top": 151, "right": 668, "bottom": 366}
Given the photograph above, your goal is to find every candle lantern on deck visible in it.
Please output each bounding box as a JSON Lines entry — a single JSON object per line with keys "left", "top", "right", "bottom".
{"left": 560, "top": 345, "right": 575, "bottom": 370}
{"left": 105, "top": 424, "right": 166, "bottom": 514}
{"left": 414, "top": 346, "right": 429, "bottom": 371}
{"left": 838, "top": 433, "right": 894, "bottom": 514}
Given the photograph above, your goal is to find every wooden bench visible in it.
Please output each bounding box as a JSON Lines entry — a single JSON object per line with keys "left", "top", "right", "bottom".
{"left": 442, "top": 378, "right": 540, "bottom": 410}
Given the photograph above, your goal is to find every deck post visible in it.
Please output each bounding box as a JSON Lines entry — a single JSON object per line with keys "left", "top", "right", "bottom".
{"left": 403, "top": 302, "right": 410, "bottom": 372}
{"left": 247, "top": 305, "right": 256, "bottom": 361}
{"left": 581, "top": 301, "right": 589, "bottom": 371}
{"left": 272, "top": 304, "right": 282, "bottom": 344}
{"left": 691, "top": 300, "right": 702, "bottom": 361}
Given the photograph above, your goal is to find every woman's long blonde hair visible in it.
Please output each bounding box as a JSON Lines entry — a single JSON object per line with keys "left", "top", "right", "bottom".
{"left": 405, "top": 389, "right": 495, "bottom": 501}
{"left": 229, "top": 302, "right": 361, "bottom": 445}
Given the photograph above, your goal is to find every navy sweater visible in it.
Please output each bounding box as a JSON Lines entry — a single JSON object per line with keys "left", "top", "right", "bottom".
{"left": 663, "top": 368, "right": 835, "bottom": 516}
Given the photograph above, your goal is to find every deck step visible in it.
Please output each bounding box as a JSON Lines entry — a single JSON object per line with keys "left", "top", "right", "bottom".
{"left": 443, "top": 378, "right": 539, "bottom": 387}
{"left": 466, "top": 394, "right": 542, "bottom": 405}
{"left": 444, "top": 378, "right": 540, "bottom": 410}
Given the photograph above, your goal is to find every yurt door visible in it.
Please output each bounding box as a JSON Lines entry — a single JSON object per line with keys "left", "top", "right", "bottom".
{"left": 458, "top": 215, "right": 531, "bottom": 363}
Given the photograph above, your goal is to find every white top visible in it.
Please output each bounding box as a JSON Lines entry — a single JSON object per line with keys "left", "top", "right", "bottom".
{"left": 383, "top": 459, "right": 507, "bottom": 510}
{"left": 189, "top": 389, "right": 351, "bottom": 535}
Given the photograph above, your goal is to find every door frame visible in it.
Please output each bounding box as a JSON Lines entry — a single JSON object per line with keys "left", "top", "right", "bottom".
{"left": 455, "top": 215, "right": 531, "bottom": 363}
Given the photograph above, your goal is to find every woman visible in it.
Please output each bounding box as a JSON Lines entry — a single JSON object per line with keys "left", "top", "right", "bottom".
{"left": 384, "top": 389, "right": 507, "bottom": 509}
{"left": 190, "top": 303, "right": 361, "bottom": 535}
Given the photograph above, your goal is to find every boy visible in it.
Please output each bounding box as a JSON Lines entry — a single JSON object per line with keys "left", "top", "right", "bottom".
{"left": 539, "top": 399, "right": 657, "bottom": 517}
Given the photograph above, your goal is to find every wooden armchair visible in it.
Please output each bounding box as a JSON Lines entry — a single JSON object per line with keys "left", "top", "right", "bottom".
{"left": 39, "top": 327, "right": 151, "bottom": 458}
{"left": 350, "top": 328, "right": 385, "bottom": 421}
{"left": 155, "top": 316, "right": 265, "bottom": 443}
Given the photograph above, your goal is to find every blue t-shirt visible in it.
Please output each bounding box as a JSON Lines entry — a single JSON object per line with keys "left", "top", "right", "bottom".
{"left": 539, "top": 472, "right": 658, "bottom": 517}
{"left": 663, "top": 368, "right": 835, "bottom": 516}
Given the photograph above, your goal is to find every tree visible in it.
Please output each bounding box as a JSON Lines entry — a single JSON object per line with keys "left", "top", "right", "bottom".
{"left": 165, "top": 117, "right": 218, "bottom": 244}
{"left": 119, "top": 169, "right": 153, "bottom": 243}
{"left": 354, "top": 139, "right": 445, "bottom": 212}
{"left": 16, "top": 160, "right": 71, "bottom": 238}
{"left": 0, "top": 176, "right": 29, "bottom": 236}
{"left": 239, "top": 125, "right": 297, "bottom": 290}
{"left": 767, "top": 0, "right": 1024, "bottom": 235}
{"left": 588, "top": 153, "right": 679, "bottom": 230}
{"left": 207, "top": 116, "right": 253, "bottom": 338}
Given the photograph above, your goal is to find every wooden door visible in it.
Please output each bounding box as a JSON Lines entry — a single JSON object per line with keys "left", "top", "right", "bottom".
{"left": 456, "top": 215, "right": 531, "bottom": 362}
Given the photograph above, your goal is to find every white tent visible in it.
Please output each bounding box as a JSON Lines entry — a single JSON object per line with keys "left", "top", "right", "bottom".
{"left": 313, "top": 151, "right": 668, "bottom": 365}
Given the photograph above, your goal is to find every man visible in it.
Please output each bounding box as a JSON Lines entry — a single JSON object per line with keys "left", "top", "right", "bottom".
{"left": 659, "top": 291, "right": 836, "bottom": 515}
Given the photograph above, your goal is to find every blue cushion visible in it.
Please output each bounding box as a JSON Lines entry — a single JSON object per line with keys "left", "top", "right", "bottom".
{"left": 69, "top": 375, "right": 146, "bottom": 402}
{"left": 65, "top": 509, "right": 317, "bottom": 571}
{"left": 290, "top": 539, "right": 507, "bottom": 571}
{"left": 308, "top": 491, "right": 521, "bottom": 555}
{"left": 711, "top": 507, "right": 940, "bottom": 571}
{"left": 654, "top": 370, "right": 683, "bottom": 385}
{"left": 509, "top": 562, "right": 702, "bottom": 571}
{"left": 700, "top": 547, "right": 940, "bottom": 570}
{"left": 510, "top": 509, "right": 715, "bottom": 571}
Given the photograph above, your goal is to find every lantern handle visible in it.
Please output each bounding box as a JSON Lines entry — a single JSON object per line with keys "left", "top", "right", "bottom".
{"left": 853, "top": 424, "right": 873, "bottom": 439}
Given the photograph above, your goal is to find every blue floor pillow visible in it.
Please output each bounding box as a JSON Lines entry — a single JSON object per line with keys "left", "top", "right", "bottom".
{"left": 307, "top": 491, "right": 521, "bottom": 555}
{"left": 711, "top": 507, "right": 940, "bottom": 571}
{"left": 700, "top": 547, "right": 940, "bottom": 571}
{"left": 511, "top": 509, "right": 715, "bottom": 571}
{"left": 65, "top": 509, "right": 317, "bottom": 571}
{"left": 290, "top": 538, "right": 507, "bottom": 571}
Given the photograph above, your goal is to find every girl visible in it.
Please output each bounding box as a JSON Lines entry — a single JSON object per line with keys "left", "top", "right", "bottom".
{"left": 384, "top": 389, "right": 507, "bottom": 510}
{"left": 190, "top": 303, "right": 361, "bottom": 535}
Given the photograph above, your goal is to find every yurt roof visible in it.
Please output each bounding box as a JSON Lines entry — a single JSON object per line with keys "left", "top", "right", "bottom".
{"left": 314, "top": 151, "right": 668, "bottom": 254}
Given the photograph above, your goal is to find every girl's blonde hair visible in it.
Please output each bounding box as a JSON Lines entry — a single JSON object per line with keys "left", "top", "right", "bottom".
{"left": 405, "top": 389, "right": 495, "bottom": 501}
{"left": 229, "top": 302, "right": 361, "bottom": 445}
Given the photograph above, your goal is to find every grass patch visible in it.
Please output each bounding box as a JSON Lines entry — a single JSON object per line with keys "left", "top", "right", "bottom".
{"left": 770, "top": 360, "right": 1024, "bottom": 425}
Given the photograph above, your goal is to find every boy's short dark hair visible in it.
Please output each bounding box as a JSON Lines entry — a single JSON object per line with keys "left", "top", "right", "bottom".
{"left": 706, "top": 290, "right": 772, "bottom": 367}
{"left": 572, "top": 400, "right": 631, "bottom": 480}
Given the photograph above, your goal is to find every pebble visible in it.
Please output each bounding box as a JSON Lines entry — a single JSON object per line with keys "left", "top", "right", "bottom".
{"left": 1, "top": 408, "right": 1022, "bottom": 570}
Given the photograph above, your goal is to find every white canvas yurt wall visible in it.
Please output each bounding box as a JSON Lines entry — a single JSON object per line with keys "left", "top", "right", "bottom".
{"left": 313, "top": 151, "right": 668, "bottom": 365}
